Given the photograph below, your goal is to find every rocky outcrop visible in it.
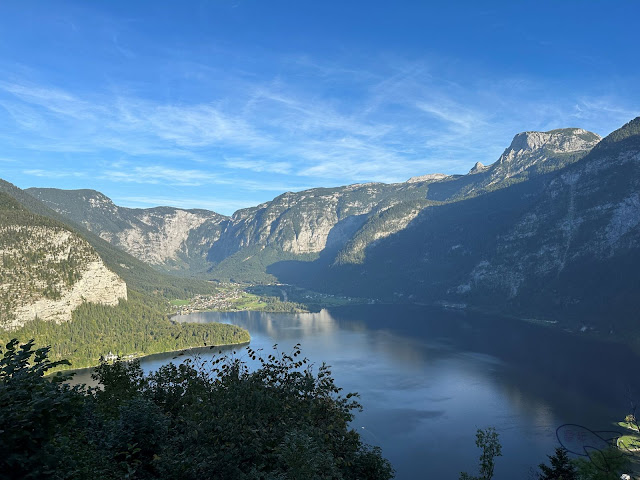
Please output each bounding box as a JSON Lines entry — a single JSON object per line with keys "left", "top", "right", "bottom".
{"left": 11, "top": 259, "right": 127, "bottom": 328}
{"left": 468, "top": 162, "right": 488, "bottom": 174}
{"left": 406, "top": 173, "right": 450, "bottom": 183}
{"left": 27, "top": 188, "right": 228, "bottom": 271}
{"left": 505, "top": 128, "right": 598, "bottom": 154}
{"left": 0, "top": 222, "right": 127, "bottom": 329}
{"left": 492, "top": 128, "right": 601, "bottom": 177}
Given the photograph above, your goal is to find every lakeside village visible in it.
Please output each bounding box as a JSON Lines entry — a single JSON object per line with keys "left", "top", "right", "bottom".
{"left": 170, "top": 283, "right": 368, "bottom": 316}
{"left": 172, "top": 290, "right": 244, "bottom": 315}
{"left": 98, "top": 284, "right": 362, "bottom": 362}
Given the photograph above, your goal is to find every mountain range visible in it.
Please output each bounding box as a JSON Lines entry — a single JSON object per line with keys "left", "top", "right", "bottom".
{"left": 3, "top": 117, "right": 640, "bottom": 341}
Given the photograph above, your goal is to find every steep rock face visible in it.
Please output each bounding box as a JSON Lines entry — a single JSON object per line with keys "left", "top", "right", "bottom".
{"left": 27, "top": 188, "right": 228, "bottom": 271}
{"left": 0, "top": 196, "right": 127, "bottom": 329}
{"left": 11, "top": 258, "right": 127, "bottom": 328}
{"left": 468, "top": 162, "right": 488, "bottom": 174}
{"left": 506, "top": 128, "right": 598, "bottom": 154}
{"left": 461, "top": 121, "right": 640, "bottom": 310}
{"left": 209, "top": 183, "right": 418, "bottom": 260}
{"left": 109, "top": 208, "right": 223, "bottom": 266}
{"left": 207, "top": 180, "right": 443, "bottom": 281}
{"left": 425, "top": 128, "right": 601, "bottom": 201}
{"left": 492, "top": 128, "right": 601, "bottom": 178}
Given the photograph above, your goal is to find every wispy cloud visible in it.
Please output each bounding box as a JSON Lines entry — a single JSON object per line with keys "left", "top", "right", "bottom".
{"left": 23, "top": 169, "right": 86, "bottom": 178}
{"left": 102, "top": 165, "right": 221, "bottom": 186}
{"left": 570, "top": 98, "right": 639, "bottom": 129}
{"left": 102, "top": 162, "right": 313, "bottom": 192}
{"left": 223, "top": 158, "right": 293, "bottom": 175}
{"left": 1, "top": 53, "right": 638, "bottom": 196}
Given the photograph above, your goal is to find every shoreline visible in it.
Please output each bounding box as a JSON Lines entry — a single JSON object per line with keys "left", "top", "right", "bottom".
{"left": 56, "top": 339, "right": 251, "bottom": 378}
{"left": 86, "top": 298, "right": 638, "bottom": 377}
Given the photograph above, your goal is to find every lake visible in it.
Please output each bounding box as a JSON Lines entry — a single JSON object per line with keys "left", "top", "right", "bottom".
{"left": 70, "top": 304, "right": 639, "bottom": 479}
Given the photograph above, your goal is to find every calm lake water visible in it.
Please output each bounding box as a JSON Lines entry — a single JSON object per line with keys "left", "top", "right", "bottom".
{"left": 70, "top": 304, "right": 639, "bottom": 479}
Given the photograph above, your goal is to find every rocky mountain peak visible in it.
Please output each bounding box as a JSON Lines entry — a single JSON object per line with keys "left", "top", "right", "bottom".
{"left": 502, "top": 128, "right": 601, "bottom": 159}
{"left": 406, "top": 173, "right": 450, "bottom": 183}
{"left": 468, "top": 162, "right": 488, "bottom": 175}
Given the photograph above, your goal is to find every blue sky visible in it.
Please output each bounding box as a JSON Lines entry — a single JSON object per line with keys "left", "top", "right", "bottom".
{"left": 0, "top": 1, "right": 638, "bottom": 215}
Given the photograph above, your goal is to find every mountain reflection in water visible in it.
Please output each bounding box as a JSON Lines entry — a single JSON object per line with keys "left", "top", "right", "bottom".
{"left": 70, "top": 305, "right": 639, "bottom": 479}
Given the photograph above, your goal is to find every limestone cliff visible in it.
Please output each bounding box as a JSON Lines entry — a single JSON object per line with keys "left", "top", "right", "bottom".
{"left": 11, "top": 257, "right": 127, "bottom": 329}
{"left": 0, "top": 218, "right": 127, "bottom": 329}
{"left": 425, "top": 128, "right": 601, "bottom": 201}
{"left": 208, "top": 181, "right": 436, "bottom": 272}
{"left": 27, "top": 188, "right": 227, "bottom": 272}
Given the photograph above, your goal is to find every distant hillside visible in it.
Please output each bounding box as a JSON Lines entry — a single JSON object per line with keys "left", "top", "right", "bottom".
{"left": 28, "top": 126, "right": 600, "bottom": 285}
{"left": 1, "top": 179, "right": 216, "bottom": 298}
{"left": 27, "top": 188, "right": 228, "bottom": 273}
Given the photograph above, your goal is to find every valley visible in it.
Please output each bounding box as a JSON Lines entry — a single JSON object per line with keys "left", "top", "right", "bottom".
{"left": 3, "top": 116, "right": 640, "bottom": 370}
{"left": 2, "top": 3, "right": 638, "bottom": 478}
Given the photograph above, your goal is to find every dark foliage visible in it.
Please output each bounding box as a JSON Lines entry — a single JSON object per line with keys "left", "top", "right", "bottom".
{"left": 537, "top": 447, "right": 578, "bottom": 480}
{"left": 459, "top": 427, "right": 502, "bottom": 480}
{"left": 0, "top": 339, "right": 394, "bottom": 480}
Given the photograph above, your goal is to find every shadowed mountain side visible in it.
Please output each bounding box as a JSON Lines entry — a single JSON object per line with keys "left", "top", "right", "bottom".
{"left": 268, "top": 172, "right": 550, "bottom": 297}
{"left": 271, "top": 118, "right": 640, "bottom": 339}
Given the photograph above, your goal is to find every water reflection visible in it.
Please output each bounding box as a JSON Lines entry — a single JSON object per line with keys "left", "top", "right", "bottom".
{"left": 175, "top": 308, "right": 339, "bottom": 339}
{"left": 71, "top": 305, "right": 639, "bottom": 479}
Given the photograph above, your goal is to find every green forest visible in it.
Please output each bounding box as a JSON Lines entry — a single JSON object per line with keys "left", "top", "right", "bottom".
{"left": 0, "top": 291, "right": 249, "bottom": 370}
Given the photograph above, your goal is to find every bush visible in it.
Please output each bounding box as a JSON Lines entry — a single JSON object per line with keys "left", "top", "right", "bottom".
{"left": 0, "top": 339, "right": 394, "bottom": 480}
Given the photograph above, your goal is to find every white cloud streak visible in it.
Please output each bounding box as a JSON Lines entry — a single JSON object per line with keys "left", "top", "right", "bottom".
{"left": 101, "top": 163, "right": 313, "bottom": 192}
{"left": 23, "top": 169, "right": 86, "bottom": 178}
{"left": 1, "top": 56, "right": 637, "bottom": 191}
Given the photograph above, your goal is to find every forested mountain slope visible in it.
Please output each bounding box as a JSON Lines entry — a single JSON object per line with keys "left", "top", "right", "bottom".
{"left": 0, "top": 180, "right": 249, "bottom": 368}
{"left": 1, "top": 179, "right": 215, "bottom": 297}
